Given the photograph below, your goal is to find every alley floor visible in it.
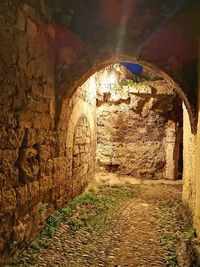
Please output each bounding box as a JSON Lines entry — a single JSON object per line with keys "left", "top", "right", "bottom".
{"left": 7, "top": 175, "right": 193, "bottom": 267}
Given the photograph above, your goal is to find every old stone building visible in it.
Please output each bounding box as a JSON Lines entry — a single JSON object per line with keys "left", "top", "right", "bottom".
{"left": 0, "top": 0, "right": 200, "bottom": 265}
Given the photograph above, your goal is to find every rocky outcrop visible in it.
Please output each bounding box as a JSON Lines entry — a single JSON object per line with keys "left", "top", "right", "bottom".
{"left": 96, "top": 81, "right": 181, "bottom": 180}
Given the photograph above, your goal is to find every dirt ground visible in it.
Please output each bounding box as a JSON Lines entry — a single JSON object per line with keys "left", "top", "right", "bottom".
{"left": 7, "top": 173, "right": 193, "bottom": 267}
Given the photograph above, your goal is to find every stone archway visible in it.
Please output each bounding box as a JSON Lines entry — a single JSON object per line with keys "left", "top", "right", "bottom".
{"left": 72, "top": 114, "right": 92, "bottom": 196}
{"left": 59, "top": 56, "right": 196, "bottom": 134}
{"left": 65, "top": 98, "right": 96, "bottom": 197}
{"left": 59, "top": 57, "right": 196, "bottom": 186}
{"left": 60, "top": 57, "right": 196, "bottom": 221}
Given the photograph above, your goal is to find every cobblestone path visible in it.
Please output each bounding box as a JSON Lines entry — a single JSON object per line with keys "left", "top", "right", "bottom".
{"left": 8, "top": 183, "right": 190, "bottom": 267}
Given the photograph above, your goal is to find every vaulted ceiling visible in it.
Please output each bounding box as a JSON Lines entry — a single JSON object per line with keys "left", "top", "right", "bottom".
{"left": 27, "top": 0, "right": 200, "bottom": 131}
{"left": 50, "top": 0, "right": 199, "bottom": 80}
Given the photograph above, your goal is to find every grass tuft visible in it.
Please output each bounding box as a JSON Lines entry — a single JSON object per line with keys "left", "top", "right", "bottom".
{"left": 6, "top": 184, "right": 140, "bottom": 266}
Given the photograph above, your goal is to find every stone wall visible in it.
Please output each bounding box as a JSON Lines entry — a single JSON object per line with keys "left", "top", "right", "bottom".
{"left": 182, "top": 45, "right": 200, "bottom": 239}
{"left": 165, "top": 120, "right": 182, "bottom": 180}
{"left": 195, "top": 94, "right": 200, "bottom": 237}
{"left": 182, "top": 103, "right": 197, "bottom": 213}
{"left": 194, "top": 51, "right": 200, "bottom": 236}
{"left": 0, "top": 2, "right": 96, "bottom": 263}
{"left": 72, "top": 115, "right": 93, "bottom": 197}
{"left": 65, "top": 75, "right": 97, "bottom": 198}
{"left": 0, "top": 2, "right": 57, "bottom": 262}
{"left": 96, "top": 81, "right": 181, "bottom": 180}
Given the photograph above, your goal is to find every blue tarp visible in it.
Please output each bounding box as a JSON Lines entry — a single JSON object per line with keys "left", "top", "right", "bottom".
{"left": 121, "top": 62, "right": 143, "bottom": 75}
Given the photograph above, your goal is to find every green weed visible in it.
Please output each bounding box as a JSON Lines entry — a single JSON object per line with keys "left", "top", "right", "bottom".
{"left": 6, "top": 184, "right": 140, "bottom": 266}
{"left": 39, "top": 203, "right": 48, "bottom": 216}
{"left": 158, "top": 202, "right": 192, "bottom": 267}
{"left": 187, "top": 226, "right": 196, "bottom": 240}
{"left": 68, "top": 218, "right": 82, "bottom": 231}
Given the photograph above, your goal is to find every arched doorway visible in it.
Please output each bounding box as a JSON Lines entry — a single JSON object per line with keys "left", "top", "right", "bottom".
{"left": 72, "top": 114, "right": 93, "bottom": 196}
{"left": 63, "top": 59, "right": 191, "bottom": 187}
{"left": 59, "top": 56, "right": 195, "bottom": 134}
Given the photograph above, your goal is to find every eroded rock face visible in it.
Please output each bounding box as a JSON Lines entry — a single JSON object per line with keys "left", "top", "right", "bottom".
{"left": 96, "top": 87, "right": 181, "bottom": 180}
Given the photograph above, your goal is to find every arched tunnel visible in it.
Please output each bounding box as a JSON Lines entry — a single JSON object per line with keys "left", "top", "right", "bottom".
{"left": 0, "top": 0, "right": 200, "bottom": 266}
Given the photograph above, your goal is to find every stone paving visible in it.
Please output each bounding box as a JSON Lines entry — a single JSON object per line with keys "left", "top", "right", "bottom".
{"left": 36, "top": 200, "right": 166, "bottom": 267}
{"left": 9, "top": 180, "right": 191, "bottom": 267}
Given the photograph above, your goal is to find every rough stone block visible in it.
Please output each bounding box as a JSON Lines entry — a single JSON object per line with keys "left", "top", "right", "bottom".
{"left": 44, "top": 159, "right": 54, "bottom": 176}
{"left": 79, "top": 145, "right": 85, "bottom": 153}
{"left": 39, "top": 145, "right": 51, "bottom": 162}
{"left": 73, "top": 155, "right": 80, "bottom": 168}
{"left": 24, "top": 219, "right": 34, "bottom": 242}
{"left": 33, "top": 113, "right": 51, "bottom": 130}
{"left": 6, "top": 128, "right": 25, "bottom": 149}
{"left": 16, "top": 185, "right": 28, "bottom": 205}
{"left": 0, "top": 166, "right": 19, "bottom": 187}
{"left": 36, "top": 129, "right": 46, "bottom": 145}
{"left": 40, "top": 176, "right": 53, "bottom": 194}
{"left": 86, "top": 137, "right": 90, "bottom": 144}
{"left": 85, "top": 146, "right": 89, "bottom": 152}
{"left": 16, "top": 10, "right": 26, "bottom": 31}
{"left": 27, "top": 181, "right": 40, "bottom": 201}
{"left": 53, "top": 171, "right": 66, "bottom": 186}
{"left": 25, "top": 129, "right": 36, "bottom": 147}
{"left": 73, "top": 145, "right": 79, "bottom": 155}
{"left": 73, "top": 167, "right": 81, "bottom": 178}
{"left": 0, "top": 109, "right": 18, "bottom": 129}
{"left": 0, "top": 188, "right": 17, "bottom": 215}
{"left": 80, "top": 153, "right": 86, "bottom": 163}
{"left": 1, "top": 149, "right": 18, "bottom": 164}
{"left": 18, "top": 112, "right": 34, "bottom": 128}
{"left": 66, "top": 147, "right": 73, "bottom": 158}
{"left": 27, "top": 18, "right": 37, "bottom": 39}
{"left": 26, "top": 99, "right": 50, "bottom": 114}
{"left": 19, "top": 148, "right": 39, "bottom": 181}
{"left": 14, "top": 221, "right": 26, "bottom": 242}
{"left": 0, "top": 85, "right": 14, "bottom": 106}
{"left": 53, "top": 158, "right": 61, "bottom": 172}
{"left": 83, "top": 164, "right": 88, "bottom": 175}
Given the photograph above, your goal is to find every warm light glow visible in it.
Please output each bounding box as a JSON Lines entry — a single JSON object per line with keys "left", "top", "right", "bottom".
{"left": 107, "top": 73, "right": 117, "bottom": 85}
{"left": 98, "top": 71, "right": 118, "bottom": 94}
